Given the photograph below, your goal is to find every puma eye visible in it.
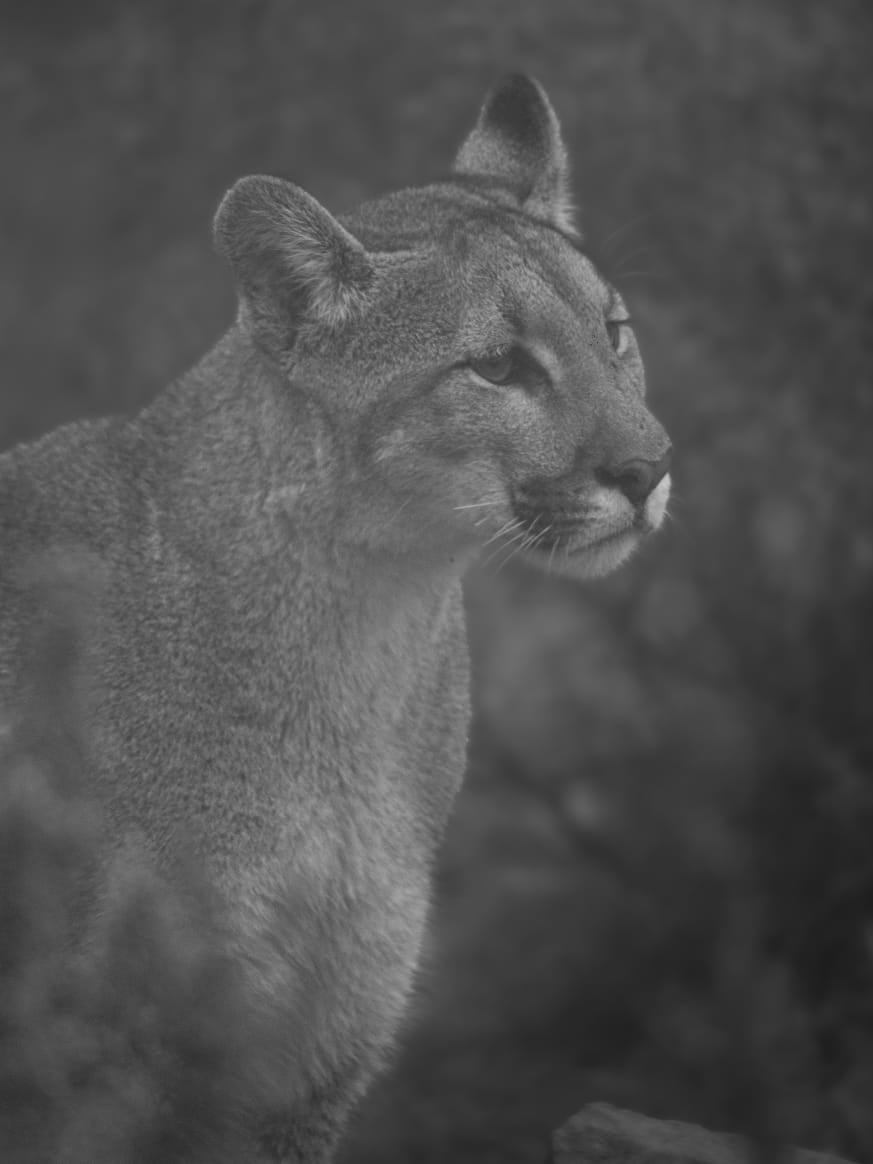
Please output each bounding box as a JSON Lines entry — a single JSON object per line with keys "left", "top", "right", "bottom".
{"left": 469, "top": 348, "right": 517, "bottom": 385}
{"left": 606, "top": 319, "right": 632, "bottom": 358}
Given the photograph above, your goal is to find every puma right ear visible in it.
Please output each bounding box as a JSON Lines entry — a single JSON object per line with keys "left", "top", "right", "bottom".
{"left": 454, "top": 73, "right": 576, "bottom": 234}
{"left": 213, "top": 175, "right": 373, "bottom": 343}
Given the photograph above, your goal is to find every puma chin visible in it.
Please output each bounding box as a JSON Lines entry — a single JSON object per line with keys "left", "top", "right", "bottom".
{"left": 346, "top": 108, "right": 673, "bottom": 581}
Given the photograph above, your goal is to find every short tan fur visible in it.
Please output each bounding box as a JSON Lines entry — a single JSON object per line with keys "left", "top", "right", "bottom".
{"left": 0, "top": 75, "right": 671, "bottom": 1160}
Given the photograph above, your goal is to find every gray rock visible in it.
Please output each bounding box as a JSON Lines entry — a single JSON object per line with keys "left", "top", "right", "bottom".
{"left": 552, "top": 1104, "right": 855, "bottom": 1164}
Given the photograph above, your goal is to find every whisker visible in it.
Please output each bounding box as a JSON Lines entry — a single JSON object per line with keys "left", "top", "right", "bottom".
{"left": 482, "top": 518, "right": 521, "bottom": 549}
{"left": 531, "top": 525, "right": 552, "bottom": 556}
{"left": 482, "top": 523, "right": 528, "bottom": 570}
{"left": 453, "top": 500, "right": 502, "bottom": 511}
{"left": 495, "top": 517, "right": 548, "bottom": 574}
{"left": 547, "top": 535, "right": 559, "bottom": 576}
{"left": 496, "top": 524, "right": 530, "bottom": 553}
{"left": 662, "top": 506, "right": 689, "bottom": 533}
{"left": 497, "top": 532, "right": 534, "bottom": 574}
{"left": 520, "top": 525, "right": 551, "bottom": 569}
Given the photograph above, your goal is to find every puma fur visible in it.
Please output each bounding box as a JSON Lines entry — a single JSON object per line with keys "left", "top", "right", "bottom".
{"left": 0, "top": 75, "right": 671, "bottom": 1161}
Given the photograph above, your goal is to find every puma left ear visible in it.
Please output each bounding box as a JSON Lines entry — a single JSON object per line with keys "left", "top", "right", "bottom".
{"left": 214, "top": 175, "right": 373, "bottom": 346}
{"left": 453, "top": 73, "right": 575, "bottom": 233}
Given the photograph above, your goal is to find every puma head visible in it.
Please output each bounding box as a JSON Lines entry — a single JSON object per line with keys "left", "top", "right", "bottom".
{"left": 213, "top": 73, "right": 671, "bottom": 580}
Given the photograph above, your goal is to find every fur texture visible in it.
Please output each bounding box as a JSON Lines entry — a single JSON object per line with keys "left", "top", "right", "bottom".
{"left": 0, "top": 74, "right": 671, "bottom": 1161}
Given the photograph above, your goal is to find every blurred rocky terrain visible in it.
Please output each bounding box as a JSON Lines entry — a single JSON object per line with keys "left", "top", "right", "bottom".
{"left": 552, "top": 1104, "right": 856, "bottom": 1164}
{"left": 1, "top": 2, "right": 871, "bottom": 1161}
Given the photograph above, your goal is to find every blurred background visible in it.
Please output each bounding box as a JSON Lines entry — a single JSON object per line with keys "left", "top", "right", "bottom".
{"left": 1, "top": 1, "right": 871, "bottom": 1160}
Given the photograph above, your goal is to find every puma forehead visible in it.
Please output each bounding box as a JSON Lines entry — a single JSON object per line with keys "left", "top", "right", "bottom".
{"left": 214, "top": 72, "right": 672, "bottom": 580}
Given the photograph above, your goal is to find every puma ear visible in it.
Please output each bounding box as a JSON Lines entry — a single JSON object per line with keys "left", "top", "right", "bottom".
{"left": 453, "top": 73, "right": 575, "bottom": 233}
{"left": 213, "top": 175, "right": 373, "bottom": 341}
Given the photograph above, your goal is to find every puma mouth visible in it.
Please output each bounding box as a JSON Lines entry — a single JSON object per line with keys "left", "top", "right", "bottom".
{"left": 507, "top": 499, "right": 632, "bottom": 553}
{"left": 509, "top": 493, "right": 660, "bottom": 557}
{"left": 507, "top": 516, "right": 644, "bottom": 579}
{"left": 529, "top": 523, "right": 638, "bottom": 557}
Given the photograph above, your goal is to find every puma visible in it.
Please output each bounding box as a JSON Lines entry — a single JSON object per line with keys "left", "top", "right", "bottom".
{"left": 0, "top": 74, "right": 671, "bottom": 1161}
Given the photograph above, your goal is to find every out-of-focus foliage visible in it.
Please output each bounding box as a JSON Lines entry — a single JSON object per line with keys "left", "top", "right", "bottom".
{"left": 1, "top": 1, "right": 871, "bottom": 1162}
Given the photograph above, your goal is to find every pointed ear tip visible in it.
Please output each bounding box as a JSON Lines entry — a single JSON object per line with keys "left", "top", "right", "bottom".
{"left": 487, "top": 71, "right": 552, "bottom": 109}
{"left": 213, "top": 175, "right": 322, "bottom": 261}
{"left": 215, "top": 173, "right": 288, "bottom": 213}
{"left": 472, "top": 72, "right": 562, "bottom": 152}
{"left": 214, "top": 176, "right": 345, "bottom": 234}
{"left": 495, "top": 70, "right": 544, "bottom": 93}
{"left": 212, "top": 189, "right": 236, "bottom": 257}
{"left": 214, "top": 175, "right": 272, "bottom": 252}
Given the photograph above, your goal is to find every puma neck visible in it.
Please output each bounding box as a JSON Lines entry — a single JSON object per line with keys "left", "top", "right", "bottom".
{"left": 128, "top": 326, "right": 466, "bottom": 682}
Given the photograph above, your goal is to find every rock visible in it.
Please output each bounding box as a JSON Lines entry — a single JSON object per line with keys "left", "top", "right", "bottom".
{"left": 551, "top": 1104, "right": 855, "bottom": 1164}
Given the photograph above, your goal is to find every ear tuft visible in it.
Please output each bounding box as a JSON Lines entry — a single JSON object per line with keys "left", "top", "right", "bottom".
{"left": 454, "top": 73, "right": 576, "bottom": 233}
{"left": 214, "top": 176, "right": 373, "bottom": 339}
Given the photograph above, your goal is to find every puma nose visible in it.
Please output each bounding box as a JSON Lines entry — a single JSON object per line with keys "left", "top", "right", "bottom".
{"left": 596, "top": 447, "right": 673, "bottom": 506}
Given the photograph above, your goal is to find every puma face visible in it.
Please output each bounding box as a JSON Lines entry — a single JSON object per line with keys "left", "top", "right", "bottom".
{"left": 436, "top": 241, "right": 672, "bottom": 583}
{"left": 215, "top": 74, "right": 671, "bottom": 581}
{"left": 346, "top": 191, "right": 672, "bottom": 583}
{"left": 493, "top": 267, "right": 673, "bottom": 581}
{"left": 436, "top": 215, "right": 672, "bottom": 582}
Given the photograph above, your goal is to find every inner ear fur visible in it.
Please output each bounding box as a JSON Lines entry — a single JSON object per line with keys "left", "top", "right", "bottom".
{"left": 453, "top": 73, "right": 576, "bottom": 234}
{"left": 213, "top": 175, "right": 374, "bottom": 343}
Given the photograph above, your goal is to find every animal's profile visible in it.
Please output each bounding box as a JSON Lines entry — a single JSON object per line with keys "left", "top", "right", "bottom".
{"left": 0, "top": 74, "right": 671, "bottom": 1161}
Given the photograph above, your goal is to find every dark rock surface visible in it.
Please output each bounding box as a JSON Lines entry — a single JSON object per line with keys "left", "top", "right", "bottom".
{"left": 552, "top": 1105, "right": 856, "bottom": 1164}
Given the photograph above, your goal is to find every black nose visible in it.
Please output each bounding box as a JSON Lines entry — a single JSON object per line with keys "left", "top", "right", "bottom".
{"left": 596, "top": 447, "right": 673, "bottom": 506}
